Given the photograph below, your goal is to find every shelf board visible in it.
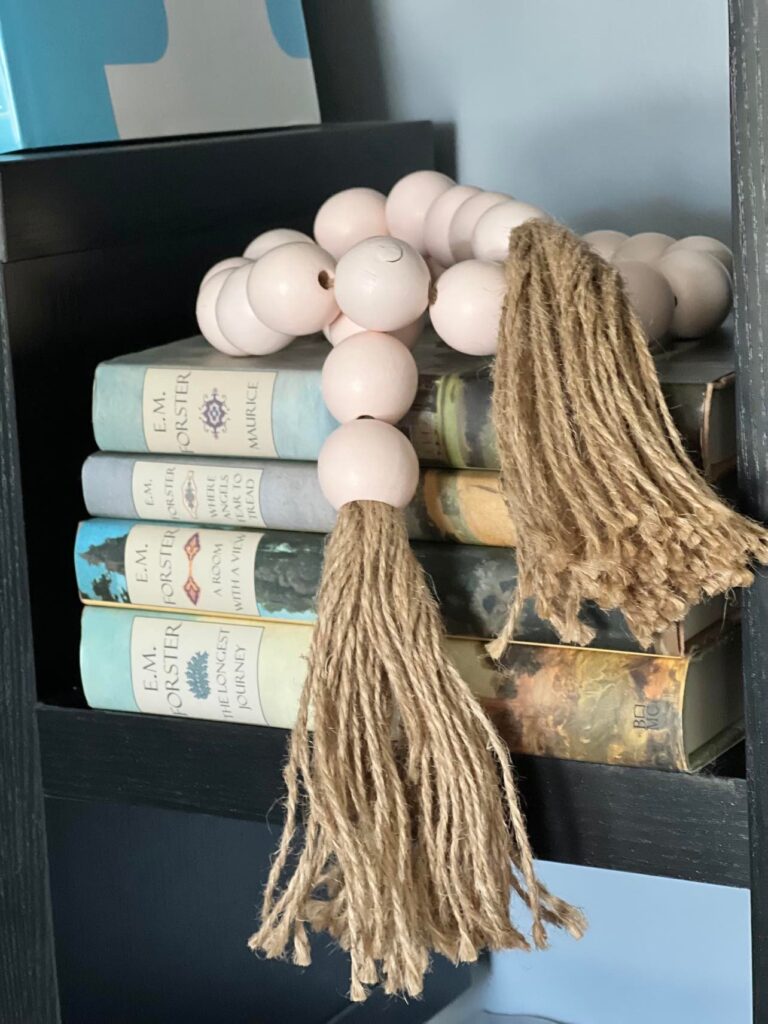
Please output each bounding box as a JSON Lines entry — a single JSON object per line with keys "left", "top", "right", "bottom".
{"left": 37, "top": 704, "right": 749, "bottom": 889}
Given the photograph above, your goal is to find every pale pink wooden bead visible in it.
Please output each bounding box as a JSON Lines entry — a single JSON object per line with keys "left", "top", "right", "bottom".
{"left": 423, "top": 184, "right": 481, "bottom": 266}
{"left": 318, "top": 419, "right": 419, "bottom": 510}
{"left": 201, "top": 256, "right": 251, "bottom": 289}
{"left": 472, "top": 200, "right": 552, "bottom": 262}
{"left": 666, "top": 236, "right": 733, "bottom": 276}
{"left": 385, "top": 170, "right": 454, "bottom": 254}
{"left": 313, "top": 187, "right": 388, "bottom": 259}
{"left": 243, "top": 228, "right": 312, "bottom": 260}
{"left": 216, "top": 264, "right": 293, "bottom": 355}
{"left": 616, "top": 260, "right": 675, "bottom": 342}
{"left": 449, "top": 191, "right": 510, "bottom": 263}
{"left": 390, "top": 313, "right": 426, "bottom": 349}
{"left": 247, "top": 242, "right": 338, "bottom": 335}
{"left": 323, "top": 312, "right": 425, "bottom": 349}
{"left": 581, "top": 230, "right": 628, "bottom": 260}
{"left": 613, "top": 232, "right": 675, "bottom": 264}
{"left": 430, "top": 259, "right": 505, "bottom": 355}
{"left": 334, "top": 236, "right": 430, "bottom": 331}
{"left": 656, "top": 250, "right": 733, "bottom": 338}
{"left": 426, "top": 257, "right": 447, "bottom": 282}
{"left": 196, "top": 269, "right": 245, "bottom": 356}
{"left": 322, "top": 331, "right": 418, "bottom": 424}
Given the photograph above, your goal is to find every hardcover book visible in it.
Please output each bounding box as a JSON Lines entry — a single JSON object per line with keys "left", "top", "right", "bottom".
{"left": 92, "top": 331, "right": 736, "bottom": 476}
{"left": 76, "top": 518, "right": 725, "bottom": 652}
{"left": 79, "top": 607, "right": 742, "bottom": 771}
{"left": 82, "top": 452, "right": 517, "bottom": 547}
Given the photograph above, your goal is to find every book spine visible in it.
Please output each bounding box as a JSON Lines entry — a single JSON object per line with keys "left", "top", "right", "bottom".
{"left": 92, "top": 358, "right": 337, "bottom": 460}
{"left": 92, "top": 359, "right": 723, "bottom": 475}
{"left": 481, "top": 642, "right": 691, "bottom": 771}
{"left": 74, "top": 518, "right": 648, "bottom": 648}
{"left": 81, "top": 453, "right": 518, "bottom": 547}
{"left": 80, "top": 606, "right": 689, "bottom": 767}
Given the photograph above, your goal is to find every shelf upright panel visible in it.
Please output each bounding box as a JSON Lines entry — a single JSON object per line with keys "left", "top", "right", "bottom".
{"left": 0, "top": 319, "right": 60, "bottom": 1020}
{"left": 729, "top": 1, "right": 768, "bottom": 1020}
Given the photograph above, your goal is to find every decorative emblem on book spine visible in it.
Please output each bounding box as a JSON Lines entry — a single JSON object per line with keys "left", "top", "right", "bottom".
{"left": 183, "top": 532, "right": 202, "bottom": 605}
{"left": 182, "top": 471, "right": 198, "bottom": 517}
{"left": 200, "top": 388, "right": 228, "bottom": 439}
{"left": 185, "top": 651, "right": 210, "bottom": 699}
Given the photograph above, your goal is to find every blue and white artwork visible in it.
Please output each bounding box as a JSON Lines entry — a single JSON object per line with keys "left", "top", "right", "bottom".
{"left": 0, "top": 0, "right": 319, "bottom": 151}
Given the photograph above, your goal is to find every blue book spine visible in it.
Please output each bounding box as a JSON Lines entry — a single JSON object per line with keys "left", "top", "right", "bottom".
{"left": 79, "top": 606, "right": 312, "bottom": 727}
{"left": 79, "top": 606, "right": 489, "bottom": 729}
{"left": 92, "top": 337, "right": 336, "bottom": 460}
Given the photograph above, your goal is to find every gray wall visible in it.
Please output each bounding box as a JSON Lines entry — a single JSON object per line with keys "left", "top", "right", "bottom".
{"left": 304, "top": 0, "right": 731, "bottom": 239}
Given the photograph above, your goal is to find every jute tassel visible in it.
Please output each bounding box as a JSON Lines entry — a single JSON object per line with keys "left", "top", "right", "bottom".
{"left": 488, "top": 219, "right": 768, "bottom": 656}
{"left": 249, "top": 500, "right": 585, "bottom": 1001}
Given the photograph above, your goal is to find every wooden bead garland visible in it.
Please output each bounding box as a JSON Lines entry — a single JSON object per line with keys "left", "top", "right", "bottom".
{"left": 193, "top": 169, "right": 753, "bottom": 1002}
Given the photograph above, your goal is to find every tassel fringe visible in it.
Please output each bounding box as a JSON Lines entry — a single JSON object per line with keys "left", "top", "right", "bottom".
{"left": 489, "top": 220, "right": 768, "bottom": 654}
{"left": 250, "top": 500, "right": 585, "bottom": 1000}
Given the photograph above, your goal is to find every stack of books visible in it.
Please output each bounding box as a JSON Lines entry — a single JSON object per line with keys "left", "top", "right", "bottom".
{"left": 75, "top": 330, "right": 743, "bottom": 772}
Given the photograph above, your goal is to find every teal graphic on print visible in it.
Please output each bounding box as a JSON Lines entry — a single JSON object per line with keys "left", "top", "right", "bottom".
{"left": 266, "top": 0, "right": 311, "bottom": 58}
{"left": 0, "top": 0, "right": 168, "bottom": 149}
{"left": 76, "top": 520, "right": 130, "bottom": 603}
{"left": 185, "top": 651, "right": 211, "bottom": 700}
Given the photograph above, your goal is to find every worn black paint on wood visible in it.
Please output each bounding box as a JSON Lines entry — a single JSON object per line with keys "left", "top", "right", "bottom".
{"left": 37, "top": 706, "right": 750, "bottom": 889}
{"left": 0, "top": 122, "right": 434, "bottom": 262}
{"left": 729, "top": 2, "right": 768, "bottom": 1019}
{"left": 0, "top": 316, "right": 60, "bottom": 1018}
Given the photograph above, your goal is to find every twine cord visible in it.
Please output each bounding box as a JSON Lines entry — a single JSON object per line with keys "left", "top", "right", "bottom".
{"left": 489, "top": 220, "right": 768, "bottom": 654}
{"left": 250, "top": 500, "right": 585, "bottom": 1000}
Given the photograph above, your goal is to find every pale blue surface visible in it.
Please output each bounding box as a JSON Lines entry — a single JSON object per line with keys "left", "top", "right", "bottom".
{"left": 80, "top": 607, "right": 138, "bottom": 713}
{"left": 485, "top": 861, "right": 751, "bottom": 1024}
{"left": 313, "top": 0, "right": 731, "bottom": 241}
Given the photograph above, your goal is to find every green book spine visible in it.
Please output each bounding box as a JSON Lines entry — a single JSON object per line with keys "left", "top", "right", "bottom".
{"left": 74, "top": 518, "right": 647, "bottom": 649}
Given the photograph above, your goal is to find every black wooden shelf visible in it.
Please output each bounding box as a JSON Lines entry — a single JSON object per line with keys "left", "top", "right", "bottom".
{"left": 37, "top": 704, "right": 750, "bottom": 889}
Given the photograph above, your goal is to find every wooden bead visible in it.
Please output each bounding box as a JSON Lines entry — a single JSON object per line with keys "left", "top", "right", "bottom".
{"left": 581, "top": 230, "right": 628, "bottom": 260}
{"left": 426, "top": 257, "right": 447, "bottom": 282}
{"left": 321, "top": 331, "right": 418, "bottom": 424}
{"left": 613, "top": 232, "right": 675, "bottom": 263}
{"left": 196, "top": 269, "right": 245, "bottom": 356}
{"left": 449, "top": 191, "right": 510, "bottom": 262}
{"left": 423, "top": 184, "right": 481, "bottom": 266}
{"left": 334, "top": 237, "right": 430, "bottom": 332}
{"left": 430, "top": 259, "right": 505, "bottom": 355}
{"left": 201, "top": 257, "right": 251, "bottom": 289}
{"left": 657, "top": 250, "right": 733, "bottom": 338}
{"left": 247, "top": 242, "right": 338, "bottom": 335}
{"left": 324, "top": 312, "right": 425, "bottom": 349}
{"left": 472, "top": 200, "right": 551, "bottom": 262}
{"left": 318, "top": 419, "right": 419, "bottom": 510}
{"left": 243, "top": 228, "right": 312, "bottom": 260}
{"left": 389, "top": 313, "right": 426, "bottom": 350}
{"left": 314, "top": 188, "right": 388, "bottom": 259}
{"left": 666, "top": 236, "right": 733, "bottom": 276}
{"left": 616, "top": 260, "right": 675, "bottom": 343}
{"left": 216, "top": 264, "right": 293, "bottom": 355}
{"left": 385, "top": 170, "right": 454, "bottom": 254}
